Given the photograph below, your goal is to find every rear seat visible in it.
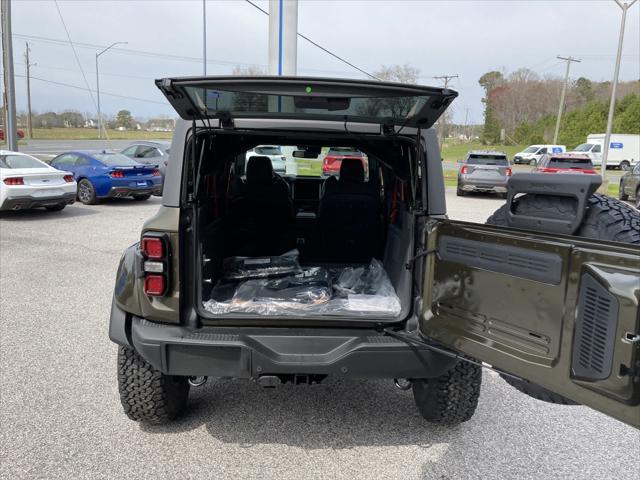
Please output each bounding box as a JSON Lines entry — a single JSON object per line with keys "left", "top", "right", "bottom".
{"left": 318, "top": 159, "right": 381, "bottom": 262}
{"left": 227, "top": 156, "right": 295, "bottom": 256}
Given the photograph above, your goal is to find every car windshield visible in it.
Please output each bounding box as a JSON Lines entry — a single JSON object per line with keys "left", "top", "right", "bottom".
{"left": 93, "top": 153, "right": 141, "bottom": 166}
{"left": 548, "top": 157, "right": 593, "bottom": 168}
{"left": 523, "top": 146, "right": 539, "bottom": 153}
{"left": 242, "top": 145, "right": 369, "bottom": 179}
{"left": 0, "top": 154, "right": 44, "bottom": 169}
{"left": 467, "top": 154, "right": 508, "bottom": 165}
{"left": 573, "top": 143, "right": 593, "bottom": 152}
{"left": 255, "top": 146, "right": 282, "bottom": 156}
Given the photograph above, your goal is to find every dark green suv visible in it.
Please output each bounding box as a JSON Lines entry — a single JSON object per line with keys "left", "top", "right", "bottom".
{"left": 110, "top": 77, "right": 640, "bottom": 428}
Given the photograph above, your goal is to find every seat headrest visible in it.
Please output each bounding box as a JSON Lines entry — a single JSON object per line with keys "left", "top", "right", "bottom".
{"left": 246, "top": 156, "right": 274, "bottom": 186}
{"left": 339, "top": 158, "right": 365, "bottom": 183}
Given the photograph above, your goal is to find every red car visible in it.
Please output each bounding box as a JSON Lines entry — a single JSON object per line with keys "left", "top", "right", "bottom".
{"left": 0, "top": 128, "right": 25, "bottom": 141}
{"left": 322, "top": 147, "right": 368, "bottom": 176}
{"left": 533, "top": 153, "right": 597, "bottom": 174}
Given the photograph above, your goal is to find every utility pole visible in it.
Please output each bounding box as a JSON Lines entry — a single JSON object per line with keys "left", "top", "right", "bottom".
{"left": 601, "top": 0, "right": 637, "bottom": 190}
{"left": 1, "top": 0, "right": 18, "bottom": 151}
{"left": 96, "top": 41, "right": 127, "bottom": 139}
{"left": 463, "top": 107, "right": 470, "bottom": 140}
{"left": 24, "top": 42, "right": 36, "bottom": 139}
{"left": 553, "top": 55, "right": 581, "bottom": 144}
{"left": 433, "top": 74, "right": 458, "bottom": 143}
{"left": 203, "top": 0, "right": 207, "bottom": 75}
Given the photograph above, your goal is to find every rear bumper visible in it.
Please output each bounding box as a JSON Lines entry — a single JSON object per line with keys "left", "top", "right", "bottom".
{"left": 0, "top": 192, "right": 76, "bottom": 211}
{"left": 109, "top": 301, "right": 455, "bottom": 379}
{"left": 104, "top": 185, "right": 162, "bottom": 198}
{"left": 459, "top": 177, "right": 508, "bottom": 192}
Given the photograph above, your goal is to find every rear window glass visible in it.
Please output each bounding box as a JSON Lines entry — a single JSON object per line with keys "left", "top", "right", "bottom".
{"left": 93, "top": 153, "right": 140, "bottom": 166}
{"left": 327, "top": 148, "right": 363, "bottom": 157}
{"left": 523, "top": 146, "right": 539, "bottom": 153}
{"left": 467, "top": 154, "right": 508, "bottom": 165}
{"left": 241, "top": 145, "right": 369, "bottom": 179}
{"left": 0, "top": 154, "right": 44, "bottom": 169}
{"left": 184, "top": 87, "right": 430, "bottom": 122}
{"left": 548, "top": 156, "right": 593, "bottom": 168}
{"left": 254, "top": 146, "right": 282, "bottom": 156}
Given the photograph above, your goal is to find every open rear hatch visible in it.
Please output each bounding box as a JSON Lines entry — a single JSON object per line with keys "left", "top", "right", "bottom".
{"left": 155, "top": 76, "right": 457, "bottom": 129}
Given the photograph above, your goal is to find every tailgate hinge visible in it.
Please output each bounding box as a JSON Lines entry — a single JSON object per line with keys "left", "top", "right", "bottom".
{"left": 405, "top": 247, "right": 437, "bottom": 270}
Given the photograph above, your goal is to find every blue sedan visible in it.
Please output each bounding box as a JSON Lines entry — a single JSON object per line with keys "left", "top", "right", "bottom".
{"left": 50, "top": 150, "right": 162, "bottom": 205}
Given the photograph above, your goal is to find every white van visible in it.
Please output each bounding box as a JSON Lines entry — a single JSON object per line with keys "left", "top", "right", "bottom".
{"left": 570, "top": 134, "right": 639, "bottom": 170}
{"left": 513, "top": 144, "right": 566, "bottom": 165}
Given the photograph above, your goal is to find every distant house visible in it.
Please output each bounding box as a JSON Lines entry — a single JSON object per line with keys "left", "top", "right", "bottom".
{"left": 145, "top": 118, "right": 175, "bottom": 132}
{"left": 84, "top": 119, "right": 98, "bottom": 128}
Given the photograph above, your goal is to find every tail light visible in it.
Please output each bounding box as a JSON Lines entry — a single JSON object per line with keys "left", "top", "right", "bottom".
{"left": 141, "top": 234, "right": 170, "bottom": 296}
{"left": 110, "top": 170, "right": 125, "bottom": 178}
{"left": 63, "top": 175, "right": 74, "bottom": 183}
{"left": 505, "top": 167, "right": 512, "bottom": 176}
{"left": 3, "top": 177, "right": 24, "bottom": 185}
{"left": 152, "top": 169, "right": 161, "bottom": 176}
{"left": 460, "top": 166, "right": 468, "bottom": 174}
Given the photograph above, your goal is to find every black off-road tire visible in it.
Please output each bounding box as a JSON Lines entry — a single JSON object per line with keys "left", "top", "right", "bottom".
{"left": 412, "top": 359, "right": 482, "bottom": 425}
{"left": 117, "top": 346, "right": 190, "bottom": 424}
{"left": 486, "top": 193, "right": 640, "bottom": 404}
{"left": 132, "top": 194, "right": 151, "bottom": 201}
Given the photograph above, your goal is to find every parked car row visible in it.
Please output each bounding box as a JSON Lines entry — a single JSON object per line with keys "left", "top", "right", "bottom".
{"left": 456, "top": 148, "right": 638, "bottom": 209}
{"left": 0, "top": 141, "right": 169, "bottom": 212}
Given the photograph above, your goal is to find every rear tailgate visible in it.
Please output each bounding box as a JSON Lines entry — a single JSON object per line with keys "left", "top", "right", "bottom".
{"left": 155, "top": 76, "right": 457, "bottom": 129}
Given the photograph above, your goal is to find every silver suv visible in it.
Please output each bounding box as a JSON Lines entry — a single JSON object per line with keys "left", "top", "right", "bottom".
{"left": 456, "top": 150, "right": 511, "bottom": 197}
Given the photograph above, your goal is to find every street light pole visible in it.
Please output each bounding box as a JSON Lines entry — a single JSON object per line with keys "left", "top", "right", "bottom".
{"left": 601, "top": 0, "right": 637, "bottom": 186}
{"left": 203, "top": 0, "right": 207, "bottom": 75}
{"left": 96, "top": 41, "right": 127, "bottom": 139}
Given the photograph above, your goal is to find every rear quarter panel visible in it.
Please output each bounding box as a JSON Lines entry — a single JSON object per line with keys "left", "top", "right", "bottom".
{"left": 113, "top": 206, "right": 181, "bottom": 323}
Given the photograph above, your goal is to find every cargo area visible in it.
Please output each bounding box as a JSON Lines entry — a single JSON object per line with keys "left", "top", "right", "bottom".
{"left": 189, "top": 130, "right": 421, "bottom": 323}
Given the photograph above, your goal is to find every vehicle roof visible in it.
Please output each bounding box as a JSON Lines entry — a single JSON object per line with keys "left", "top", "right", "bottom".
{"left": 467, "top": 150, "right": 507, "bottom": 156}
{"left": 0, "top": 149, "right": 31, "bottom": 156}
{"left": 548, "top": 153, "right": 591, "bottom": 160}
{"left": 126, "top": 140, "right": 170, "bottom": 147}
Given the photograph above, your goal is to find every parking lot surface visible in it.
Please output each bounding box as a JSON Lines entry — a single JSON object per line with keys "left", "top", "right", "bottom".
{"left": 1, "top": 191, "right": 638, "bottom": 480}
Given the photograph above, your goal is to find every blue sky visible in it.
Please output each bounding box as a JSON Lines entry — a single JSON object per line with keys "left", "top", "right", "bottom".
{"left": 5, "top": 0, "right": 640, "bottom": 123}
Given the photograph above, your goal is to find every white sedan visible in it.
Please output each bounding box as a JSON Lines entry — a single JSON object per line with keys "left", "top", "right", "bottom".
{"left": 0, "top": 150, "right": 77, "bottom": 212}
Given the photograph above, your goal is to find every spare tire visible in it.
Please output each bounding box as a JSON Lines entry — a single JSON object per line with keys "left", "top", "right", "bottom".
{"left": 486, "top": 193, "right": 640, "bottom": 404}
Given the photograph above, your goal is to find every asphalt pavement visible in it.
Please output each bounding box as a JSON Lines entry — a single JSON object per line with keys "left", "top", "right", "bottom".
{"left": 1, "top": 191, "right": 638, "bottom": 480}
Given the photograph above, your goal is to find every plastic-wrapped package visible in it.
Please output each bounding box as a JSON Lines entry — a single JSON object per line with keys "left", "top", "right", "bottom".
{"left": 222, "top": 249, "right": 301, "bottom": 281}
{"left": 204, "top": 259, "right": 401, "bottom": 317}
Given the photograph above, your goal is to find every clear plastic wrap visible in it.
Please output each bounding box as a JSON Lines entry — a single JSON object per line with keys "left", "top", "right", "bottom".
{"left": 221, "top": 250, "right": 301, "bottom": 281}
{"left": 204, "top": 259, "right": 401, "bottom": 317}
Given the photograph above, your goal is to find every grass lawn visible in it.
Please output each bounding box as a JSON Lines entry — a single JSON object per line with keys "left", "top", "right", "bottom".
{"left": 294, "top": 158, "right": 323, "bottom": 176}
{"left": 4, "top": 128, "right": 173, "bottom": 142}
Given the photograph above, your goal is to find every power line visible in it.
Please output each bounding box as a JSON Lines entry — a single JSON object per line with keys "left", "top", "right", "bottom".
{"left": 52, "top": 0, "right": 107, "bottom": 139}
{"left": 553, "top": 55, "right": 581, "bottom": 144}
{"left": 0, "top": 73, "right": 168, "bottom": 105}
{"left": 244, "top": 0, "right": 380, "bottom": 80}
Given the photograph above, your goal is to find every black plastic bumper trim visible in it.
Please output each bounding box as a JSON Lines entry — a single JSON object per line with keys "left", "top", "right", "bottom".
{"left": 127, "top": 317, "right": 456, "bottom": 379}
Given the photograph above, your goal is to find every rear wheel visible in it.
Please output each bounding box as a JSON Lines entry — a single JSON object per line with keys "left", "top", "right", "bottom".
{"left": 132, "top": 194, "right": 151, "bottom": 201}
{"left": 619, "top": 180, "right": 628, "bottom": 201}
{"left": 412, "top": 359, "right": 482, "bottom": 425}
{"left": 486, "top": 193, "right": 640, "bottom": 404}
{"left": 528, "top": 159, "right": 537, "bottom": 166}
{"left": 45, "top": 204, "right": 65, "bottom": 212}
{"left": 77, "top": 179, "right": 97, "bottom": 205}
{"left": 619, "top": 160, "right": 630, "bottom": 170}
{"left": 117, "top": 346, "right": 190, "bottom": 424}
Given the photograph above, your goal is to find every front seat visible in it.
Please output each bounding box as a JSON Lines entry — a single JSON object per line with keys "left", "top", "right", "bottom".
{"left": 228, "top": 156, "right": 294, "bottom": 256}
{"left": 318, "top": 158, "right": 381, "bottom": 262}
